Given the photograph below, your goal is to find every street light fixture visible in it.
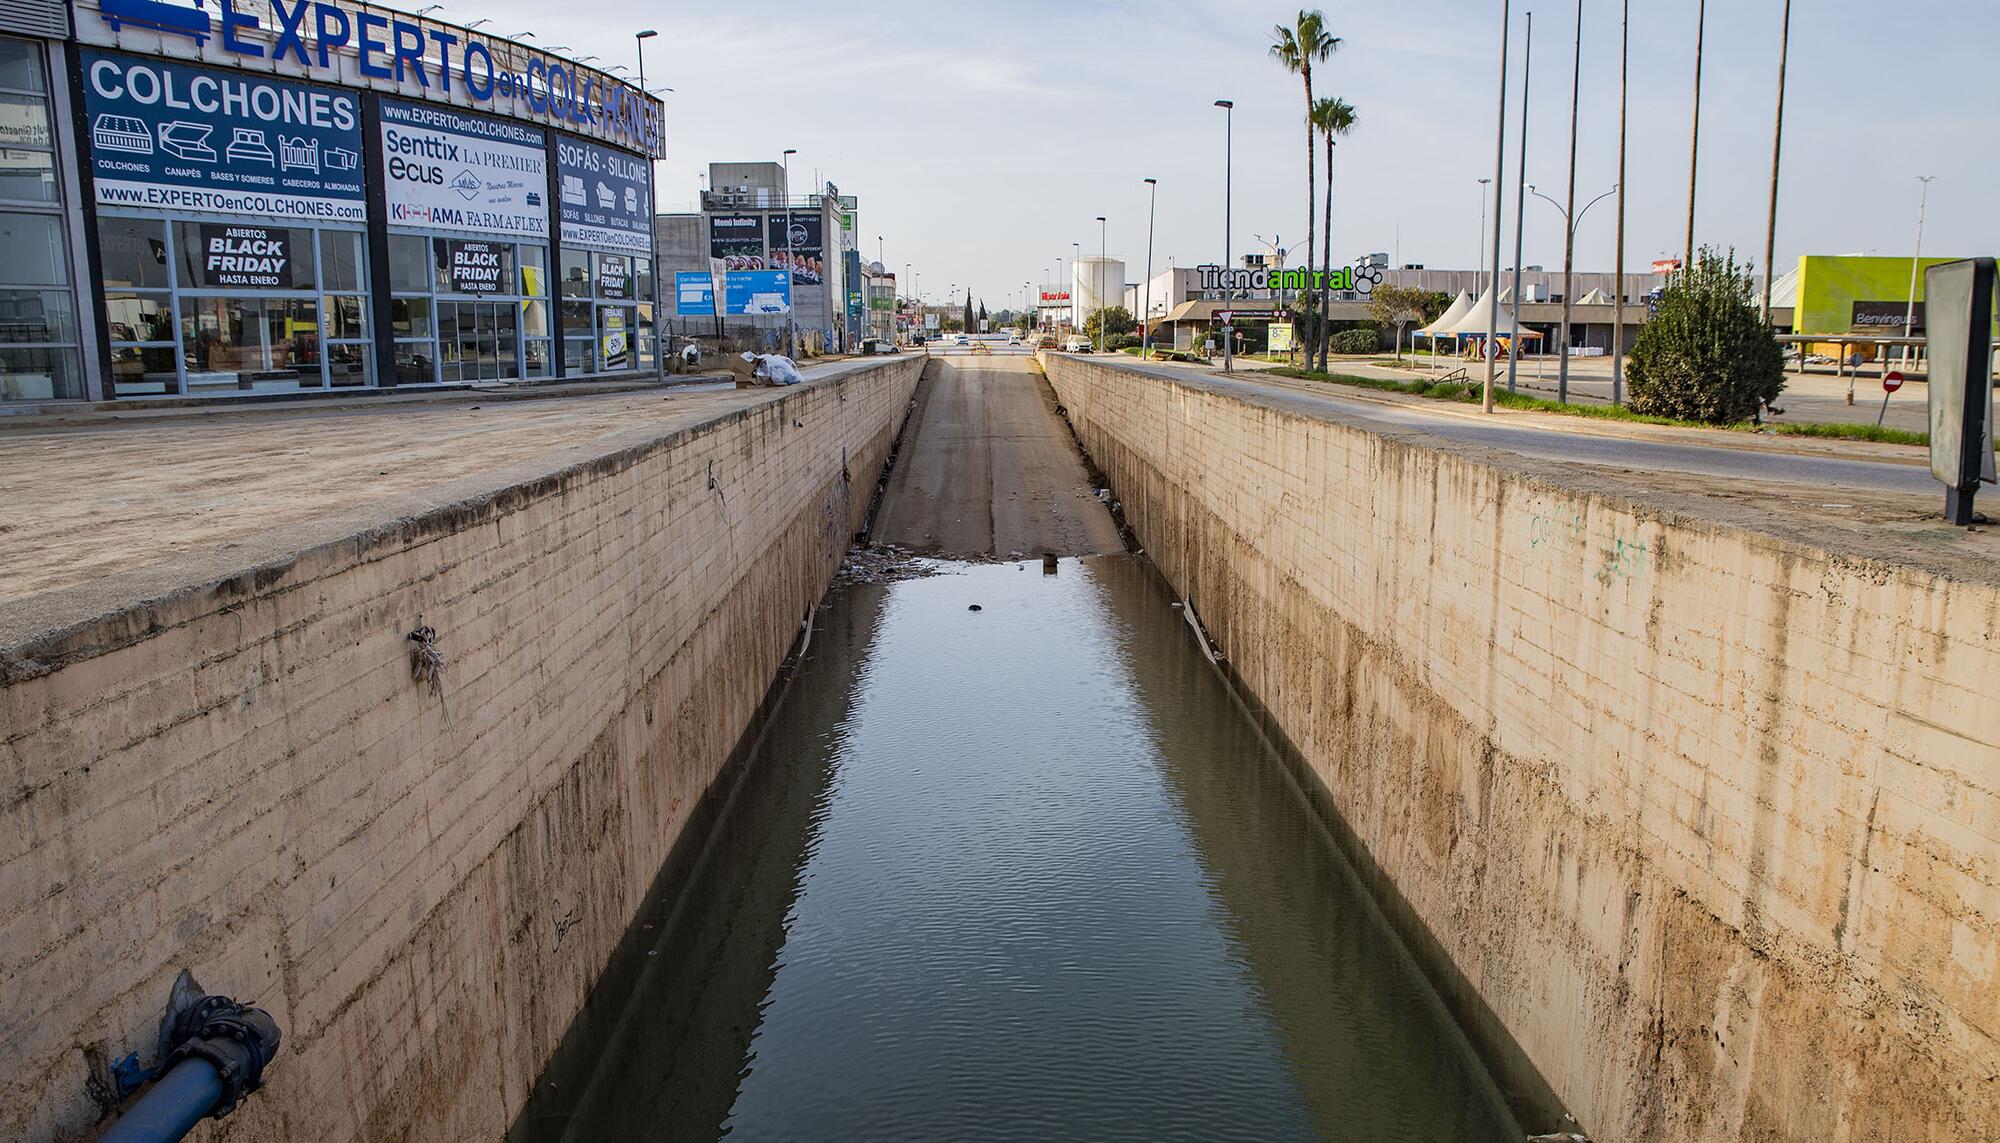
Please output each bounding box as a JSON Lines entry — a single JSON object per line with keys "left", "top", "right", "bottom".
{"left": 465, "top": 18, "right": 491, "bottom": 29}
{"left": 1095, "top": 216, "right": 1107, "bottom": 353}
{"left": 1142, "top": 178, "right": 1158, "bottom": 359}
{"left": 782, "top": 148, "right": 797, "bottom": 359}
{"left": 1477, "top": 177, "right": 1492, "bottom": 296}
{"left": 1215, "top": 99, "right": 1234, "bottom": 372}
{"left": 1528, "top": 181, "right": 1618, "bottom": 402}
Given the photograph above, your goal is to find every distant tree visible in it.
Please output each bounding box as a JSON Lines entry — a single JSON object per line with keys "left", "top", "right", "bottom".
{"left": 978, "top": 301, "right": 989, "bottom": 323}
{"left": 940, "top": 316, "right": 965, "bottom": 333}
{"left": 963, "top": 290, "right": 975, "bottom": 334}
{"left": 1310, "top": 94, "right": 1358, "bottom": 371}
{"left": 1367, "top": 283, "right": 1429, "bottom": 361}
{"left": 1627, "top": 246, "right": 1785, "bottom": 424}
{"left": 1084, "top": 306, "right": 1136, "bottom": 342}
{"left": 1272, "top": 10, "right": 1340, "bottom": 368}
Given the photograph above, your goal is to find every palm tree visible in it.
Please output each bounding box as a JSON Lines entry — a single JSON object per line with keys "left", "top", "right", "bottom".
{"left": 1311, "top": 96, "right": 1357, "bottom": 372}
{"left": 1271, "top": 10, "right": 1339, "bottom": 365}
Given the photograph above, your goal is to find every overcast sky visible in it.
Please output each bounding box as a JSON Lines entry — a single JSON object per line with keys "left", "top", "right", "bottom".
{"left": 463, "top": 0, "right": 1994, "bottom": 308}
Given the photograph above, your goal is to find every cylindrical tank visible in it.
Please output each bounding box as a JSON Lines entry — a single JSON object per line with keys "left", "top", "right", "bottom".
{"left": 1071, "top": 257, "right": 1126, "bottom": 328}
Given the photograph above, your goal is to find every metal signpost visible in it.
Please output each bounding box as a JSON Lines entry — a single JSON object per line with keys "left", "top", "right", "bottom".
{"left": 1925, "top": 258, "right": 1997, "bottom": 525}
{"left": 1878, "top": 371, "right": 1904, "bottom": 426}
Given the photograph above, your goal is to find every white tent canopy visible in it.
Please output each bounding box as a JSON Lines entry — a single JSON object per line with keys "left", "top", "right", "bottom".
{"left": 1576, "top": 287, "right": 1613, "bottom": 305}
{"left": 1442, "top": 287, "right": 1505, "bottom": 337}
{"left": 1415, "top": 290, "right": 1474, "bottom": 337}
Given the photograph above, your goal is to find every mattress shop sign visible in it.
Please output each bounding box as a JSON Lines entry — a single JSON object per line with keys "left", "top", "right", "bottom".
{"left": 75, "top": 0, "right": 663, "bottom": 155}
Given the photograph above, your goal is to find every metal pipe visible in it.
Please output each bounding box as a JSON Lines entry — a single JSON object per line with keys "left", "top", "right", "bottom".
{"left": 98, "top": 982, "right": 281, "bottom": 1143}
{"left": 98, "top": 1060, "right": 225, "bottom": 1143}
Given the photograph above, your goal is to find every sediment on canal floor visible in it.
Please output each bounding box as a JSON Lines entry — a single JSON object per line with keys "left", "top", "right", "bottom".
{"left": 1042, "top": 352, "right": 2000, "bottom": 1143}
{"left": 0, "top": 358, "right": 920, "bottom": 1143}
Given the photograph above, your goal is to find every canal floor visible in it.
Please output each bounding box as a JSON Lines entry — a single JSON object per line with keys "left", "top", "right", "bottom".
{"left": 514, "top": 555, "right": 1523, "bottom": 1142}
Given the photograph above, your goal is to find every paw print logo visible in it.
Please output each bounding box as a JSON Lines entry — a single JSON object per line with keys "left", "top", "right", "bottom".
{"left": 1353, "top": 263, "right": 1384, "bottom": 296}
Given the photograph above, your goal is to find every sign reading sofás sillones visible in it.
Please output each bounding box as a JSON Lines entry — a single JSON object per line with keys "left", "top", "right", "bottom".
{"left": 556, "top": 135, "right": 650, "bottom": 255}
{"left": 81, "top": 50, "right": 365, "bottom": 220}
{"left": 380, "top": 100, "right": 547, "bottom": 239}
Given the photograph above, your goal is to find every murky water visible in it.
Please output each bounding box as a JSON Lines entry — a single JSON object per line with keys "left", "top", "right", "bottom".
{"left": 514, "top": 556, "right": 1525, "bottom": 1143}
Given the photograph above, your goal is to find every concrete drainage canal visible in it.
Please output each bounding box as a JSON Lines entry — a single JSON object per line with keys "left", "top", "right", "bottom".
{"left": 507, "top": 358, "right": 1565, "bottom": 1143}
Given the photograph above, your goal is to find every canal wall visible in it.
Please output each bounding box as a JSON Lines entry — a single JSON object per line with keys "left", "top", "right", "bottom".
{"left": 0, "top": 358, "right": 921, "bottom": 1142}
{"left": 1042, "top": 353, "right": 1998, "bottom": 1142}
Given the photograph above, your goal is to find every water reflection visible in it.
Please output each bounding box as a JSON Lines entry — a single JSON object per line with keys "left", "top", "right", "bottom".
{"left": 515, "top": 557, "right": 1524, "bottom": 1142}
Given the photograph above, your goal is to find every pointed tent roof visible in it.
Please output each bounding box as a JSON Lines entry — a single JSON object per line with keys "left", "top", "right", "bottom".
{"left": 1442, "top": 287, "right": 1504, "bottom": 336}
{"left": 1415, "top": 290, "right": 1475, "bottom": 336}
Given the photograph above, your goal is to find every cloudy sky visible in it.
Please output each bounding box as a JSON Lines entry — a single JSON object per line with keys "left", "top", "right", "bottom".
{"left": 465, "top": 0, "right": 1993, "bottom": 308}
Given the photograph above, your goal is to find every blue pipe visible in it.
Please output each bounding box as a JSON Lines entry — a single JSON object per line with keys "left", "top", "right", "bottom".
{"left": 97, "top": 1059, "right": 224, "bottom": 1143}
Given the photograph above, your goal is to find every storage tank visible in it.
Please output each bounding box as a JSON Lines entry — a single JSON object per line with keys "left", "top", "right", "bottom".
{"left": 1072, "top": 257, "right": 1126, "bottom": 329}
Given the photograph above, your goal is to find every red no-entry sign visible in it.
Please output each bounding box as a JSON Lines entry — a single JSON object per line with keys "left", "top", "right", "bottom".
{"left": 1884, "top": 371, "right": 1905, "bottom": 393}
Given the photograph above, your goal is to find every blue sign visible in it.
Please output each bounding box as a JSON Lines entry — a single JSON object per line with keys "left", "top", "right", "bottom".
{"left": 81, "top": 50, "right": 365, "bottom": 221}
{"left": 79, "top": 0, "right": 662, "bottom": 156}
{"left": 676, "top": 271, "right": 714, "bottom": 316}
{"left": 556, "top": 134, "right": 651, "bottom": 255}
{"left": 725, "top": 270, "right": 790, "bottom": 316}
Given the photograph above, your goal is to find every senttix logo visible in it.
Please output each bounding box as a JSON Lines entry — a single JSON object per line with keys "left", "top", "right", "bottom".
{"left": 1196, "top": 262, "right": 1383, "bottom": 295}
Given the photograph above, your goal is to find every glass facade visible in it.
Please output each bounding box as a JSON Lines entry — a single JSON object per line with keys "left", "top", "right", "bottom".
{"left": 0, "top": 37, "right": 80, "bottom": 401}
{"left": 99, "top": 215, "right": 368, "bottom": 395}
{"left": 389, "top": 233, "right": 551, "bottom": 384}
{"left": 560, "top": 248, "right": 654, "bottom": 374}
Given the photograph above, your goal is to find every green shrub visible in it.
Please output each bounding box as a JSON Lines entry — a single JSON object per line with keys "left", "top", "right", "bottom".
{"left": 1104, "top": 333, "right": 1142, "bottom": 351}
{"left": 1627, "top": 247, "right": 1786, "bottom": 424}
{"left": 1327, "top": 328, "right": 1381, "bottom": 355}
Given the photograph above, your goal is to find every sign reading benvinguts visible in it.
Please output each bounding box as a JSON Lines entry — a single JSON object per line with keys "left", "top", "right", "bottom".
{"left": 198, "top": 222, "right": 288, "bottom": 287}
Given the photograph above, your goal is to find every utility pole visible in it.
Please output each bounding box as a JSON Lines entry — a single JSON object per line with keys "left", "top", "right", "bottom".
{"left": 1215, "top": 99, "right": 1235, "bottom": 373}
{"left": 1685, "top": 0, "right": 1706, "bottom": 272}
{"left": 1906, "top": 175, "right": 1938, "bottom": 352}
{"left": 1507, "top": 9, "right": 1533, "bottom": 396}
{"left": 1482, "top": 0, "right": 1510, "bottom": 414}
{"left": 635, "top": 29, "right": 661, "bottom": 378}
{"left": 1558, "top": 0, "right": 1583, "bottom": 404}
{"left": 1613, "top": 0, "right": 1628, "bottom": 404}
{"left": 1761, "top": 0, "right": 1792, "bottom": 328}
{"left": 1142, "top": 178, "right": 1158, "bottom": 358}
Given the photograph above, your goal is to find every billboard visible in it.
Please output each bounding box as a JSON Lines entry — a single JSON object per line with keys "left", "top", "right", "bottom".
{"left": 676, "top": 271, "right": 714, "bottom": 316}
{"left": 1792, "top": 254, "right": 1977, "bottom": 335}
{"left": 81, "top": 50, "right": 365, "bottom": 221}
{"left": 556, "top": 134, "right": 651, "bottom": 255}
{"left": 725, "top": 270, "right": 790, "bottom": 315}
{"left": 710, "top": 214, "right": 764, "bottom": 269}
{"left": 380, "top": 100, "right": 547, "bottom": 238}
{"left": 767, "top": 214, "right": 823, "bottom": 286}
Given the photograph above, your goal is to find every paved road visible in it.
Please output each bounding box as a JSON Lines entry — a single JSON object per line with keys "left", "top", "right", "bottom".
{"left": 875, "top": 356, "right": 1123, "bottom": 557}
{"left": 1115, "top": 358, "right": 1937, "bottom": 497}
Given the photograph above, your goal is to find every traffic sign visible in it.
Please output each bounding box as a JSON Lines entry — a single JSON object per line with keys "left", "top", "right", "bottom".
{"left": 1884, "top": 371, "right": 1905, "bottom": 393}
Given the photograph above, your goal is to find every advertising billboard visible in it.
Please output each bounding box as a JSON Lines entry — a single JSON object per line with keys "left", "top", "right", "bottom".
{"left": 436, "top": 239, "right": 510, "bottom": 293}
{"left": 193, "top": 223, "right": 294, "bottom": 288}
{"left": 379, "top": 100, "right": 547, "bottom": 238}
{"left": 767, "top": 214, "right": 823, "bottom": 286}
{"left": 725, "top": 270, "right": 790, "bottom": 315}
{"left": 710, "top": 214, "right": 764, "bottom": 269}
{"left": 556, "top": 135, "right": 651, "bottom": 255}
{"left": 676, "top": 271, "right": 714, "bottom": 316}
{"left": 80, "top": 50, "right": 365, "bottom": 221}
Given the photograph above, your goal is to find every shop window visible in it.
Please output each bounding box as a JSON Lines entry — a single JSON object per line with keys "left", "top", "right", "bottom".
{"left": 0, "top": 212, "right": 65, "bottom": 286}
{"left": 0, "top": 39, "right": 42, "bottom": 91}
{"left": 107, "top": 345, "right": 176, "bottom": 397}
{"left": 0, "top": 40, "right": 78, "bottom": 400}
{"left": 179, "top": 296, "right": 321, "bottom": 394}
{"left": 175, "top": 222, "right": 316, "bottom": 291}
{"left": 97, "top": 217, "right": 171, "bottom": 289}
{"left": 559, "top": 249, "right": 591, "bottom": 298}
{"left": 320, "top": 231, "right": 365, "bottom": 292}
{"left": 520, "top": 245, "right": 548, "bottom": 297}
{"left": 388, "top": 234, "right": 430, "bottom": 292}
{"left": 561, "top": 298, "right": 593, "bottom": 373}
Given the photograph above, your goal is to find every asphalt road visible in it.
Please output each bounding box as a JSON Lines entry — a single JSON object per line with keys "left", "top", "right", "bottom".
{"left": 874, "top": 356, "right": 1124, "bottom": 557}
{"left": 1116, "top": 358, "right": 1937, "bottom": 497}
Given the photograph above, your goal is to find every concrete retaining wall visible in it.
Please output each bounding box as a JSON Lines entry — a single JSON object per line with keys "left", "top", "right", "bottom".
{"left": 1044, "top": 353, "right": 1997, "bottom": 1142}
{"left": 0, "top": 359, "right": 920, "bottom": 1141}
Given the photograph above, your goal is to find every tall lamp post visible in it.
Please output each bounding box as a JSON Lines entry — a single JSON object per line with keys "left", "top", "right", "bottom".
{"left": 1215, "top": 99, "right": 1234, "bottom": 373}
{"left": 1072, "top": 242, "right": 1081, "bottom": 331}
{"left": 1481, "top": 0, "right": 1510, "bottom": 414}
{"left": 1760, "top": 0, "right": 1792, "bottom": 328}
{"left": 1558, "top": 0, "right": 1583, "bottom": 404}
{"left": 1905, "top": 175, "right": 1937, "bottom": 356}
{"left": 1476, "top": 177, "right": 1492, "bottom": 296}
{"left": 1506, "top": 10, "right": 1533, "bottom": 396}
{"left": 635, "top": 29, "right": 660, "bottom": 376}
{"left": 1142, "top": 178, "right": 1158, "bottom": 358}
{"left": 781, "top": 148, "right": 797, "bottom": 359}
{"left": 1095, "top": 215, "right": 1108, "bottom": 353}
{"left": 1613, "top": 0, "right": 1628, "bottom": 403}
{"left": 1529, "top": 182, "right": 1618, "bottom": 403}
{"left": 1685, "top": 0, "right": 1706, "bottom": 271}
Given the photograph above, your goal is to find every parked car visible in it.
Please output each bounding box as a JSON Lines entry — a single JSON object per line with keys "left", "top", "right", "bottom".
{"left": 1064, "top": 335, "right": 1092, "bottom": 353}
{"left": 953, "top": 334, "right": 970, "bottom": 346}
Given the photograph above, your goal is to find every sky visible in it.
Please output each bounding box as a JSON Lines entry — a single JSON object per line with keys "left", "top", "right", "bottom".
{"left": 452, "top": 0, "right": 1997, "bottom": 309}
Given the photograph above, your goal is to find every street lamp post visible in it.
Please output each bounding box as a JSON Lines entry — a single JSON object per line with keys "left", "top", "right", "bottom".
{"left": 1482, "top": 0, "right": 1511, "bottom": 414}
{"left": 1558, "top": 0, "right": 1583, "bottom": 404}
{"left": 1905, "top": 176, "right": 1937, "bottom": 362}
{"left": 1095, "top": 215, "right": 1107, "bottom": 353}
{"left": 635, "top": 30, "right": 660, "bottom": 377}
{"left": 1142, "top": 178, "right": 1158, "bottom": 358}
{"left": 1529, "top": 182, "right": 1617, "bottom": 403}
{"left": 1613, "top": 0, "right": 1628, "bottom": 404}
{"left": 1477, "top": 177, "right": 1492, "bottom": 297}
{"left": 1071, "top": 242, "right": 1081, "bottom": 331}
{"left": 1506, "top": 10, "right": 1534, "bottom": 396}
{"left": 781, "top": 148, "right": 797, "bottom": 359}
{"left": 1215, "top": 99, "right": 1234, "bottom": 373}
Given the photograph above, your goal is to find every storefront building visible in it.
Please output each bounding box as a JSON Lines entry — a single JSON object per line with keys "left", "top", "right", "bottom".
{"left": 0, "top": 0, "right": 663, "bottom": 405}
